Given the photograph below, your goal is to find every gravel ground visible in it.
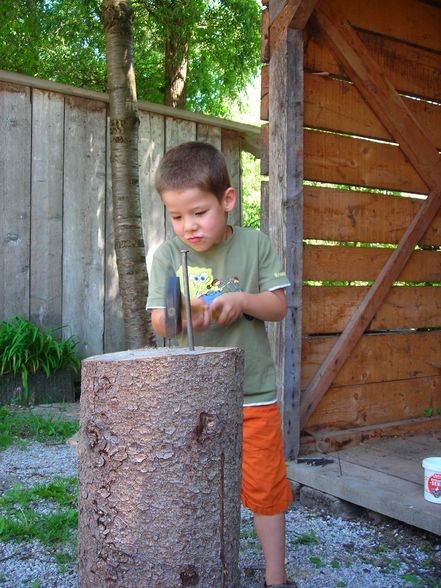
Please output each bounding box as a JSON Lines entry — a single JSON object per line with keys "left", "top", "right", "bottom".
{"left": 0, "top": 441, "right": 440, "bottom": 588}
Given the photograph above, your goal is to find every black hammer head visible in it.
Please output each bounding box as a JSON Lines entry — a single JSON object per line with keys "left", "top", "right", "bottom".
{"left": 165, "top": 275, "right": 182, "bottom": 338}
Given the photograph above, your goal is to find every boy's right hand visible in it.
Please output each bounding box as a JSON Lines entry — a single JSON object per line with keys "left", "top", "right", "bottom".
{"left": 184, "top": 298, "right": 211, "bottom": 332}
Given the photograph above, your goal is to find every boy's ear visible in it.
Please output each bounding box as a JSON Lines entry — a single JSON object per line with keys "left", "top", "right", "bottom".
{"left": 222, "top": 187, "right": 236, "bottom": 213}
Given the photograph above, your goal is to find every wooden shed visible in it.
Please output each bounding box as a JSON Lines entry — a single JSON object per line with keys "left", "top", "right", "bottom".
{"left": 261, "top": 0, "right": 441, "bottom": 534}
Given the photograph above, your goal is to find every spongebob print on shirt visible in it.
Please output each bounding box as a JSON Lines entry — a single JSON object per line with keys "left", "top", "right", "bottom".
{"left": 176, "top": 265, "right": 243, "bottom": 304}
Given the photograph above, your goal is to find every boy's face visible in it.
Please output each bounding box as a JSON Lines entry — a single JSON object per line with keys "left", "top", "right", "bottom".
{"left": 162, "top": 186, "right": 236, "bottom": 252}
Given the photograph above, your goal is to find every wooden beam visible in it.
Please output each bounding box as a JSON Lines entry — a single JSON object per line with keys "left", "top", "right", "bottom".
{"left": 312, "top": 1, "right": 441, "bottom": 192}
{"left": 270, "top": 0, "right": 318, "bottom": 54}
{"left": 268, "top": 27, "right": 304, "bottom": 459}
{"left": 299, "top": 2, "right": 441, "bottom": 427}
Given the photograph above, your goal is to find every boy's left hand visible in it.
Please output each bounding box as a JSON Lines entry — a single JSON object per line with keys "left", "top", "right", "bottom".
{"left": 210, "top": 293, "right": 244, "bottom": 326}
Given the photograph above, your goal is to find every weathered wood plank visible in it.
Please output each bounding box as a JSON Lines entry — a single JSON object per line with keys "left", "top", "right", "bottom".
{"left": 301, "top": 330, "right": 441, "bottom": 389}
{"left": 139, "top": 112, "right": 166, "bottom": 272}
{"left": 303, "top": 186, "right": 441, "bottom": 247}
{"left": 302, "top": 285, "right": 441, "bottom": 334}
{"left": 196, "top": 124, "right": 222, "bottom": 149}
{"left": 222, "top": 130, "right": 242, "bottom": 227}
{"left": 287, "top": 445, "right": 441, "bottom": 535}
{"left": 304, "top": 376, "right": 441, "bottom": 429}
{"left": 30, "top": 89, "right": 64, "bottom": 330}
{"left": 303, "top": 245, "right": 441, "bottom": 283}
{"left": 330, "top": 0, "right": 441, "bottom": 53}
{"left": 329, "top": 437, "right": 441, "bottom": 485}
{"left": 268, "top": 27, "right": 304, "bottom": 459}
{"left": 305, "top": 25, "right": 441, "bottom": 103}
{"left": 304, "top": 73, "right": 441, "bottom": 149}
{"left": 0, "top": 83, "right": 31, "bottom": 319}
{"left": 300, "top": 416, "right": 441, "bottom": 454}
{"left": 62, "top": 97, "right": 107, "bottom": 356}
{"left": 164, "top": 117, "right": 197, "bottom": 239}
{"left": 260, "top": 65, "right": 269, "bottom": 121}
{"left": 269, "top": 0, "right": 318, "bottom": 54}
{"left": 314, "top": 1, "right": 441, "bottom": 193}
{"left": 304, "top": 130, "right": 428, "bottom": 194}
{"left": 260, "top": 123, "right": 269, "bottom": 176}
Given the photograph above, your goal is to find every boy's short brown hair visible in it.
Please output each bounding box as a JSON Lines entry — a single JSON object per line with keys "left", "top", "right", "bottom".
{"left": 155, "top": 141, "right": 231, "bottom": 200}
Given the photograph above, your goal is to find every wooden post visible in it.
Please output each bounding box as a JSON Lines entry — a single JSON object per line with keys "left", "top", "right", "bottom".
{"left": 268, "top": 9, "right": 304, "bottom": 460}
{"left": 78, "top": 347, "right": 244, "bottom": 588}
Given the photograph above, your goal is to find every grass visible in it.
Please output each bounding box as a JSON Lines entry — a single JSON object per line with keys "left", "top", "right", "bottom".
{"left": 0, "top": 405, "right": 79, "bottom": 450}
{"left": 0, "top": 477, "right": 78, "bottom": 563}
{"left": 0, "top": 407, "right": 79, "bottom": 568}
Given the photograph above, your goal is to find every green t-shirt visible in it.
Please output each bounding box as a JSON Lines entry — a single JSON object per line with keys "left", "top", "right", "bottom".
{"left": 146, "top": 226, "right": 290, "bottom": 405}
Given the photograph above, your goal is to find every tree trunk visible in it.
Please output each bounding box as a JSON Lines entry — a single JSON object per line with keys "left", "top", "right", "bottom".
{"left": 100, "top": 0, "right": 155, "bottom": 348}
{"left": 78, "top": 347, "right": 244, "bottom": 588}
{"left": 164, "top": 33, "right": 189, "bottom": 108}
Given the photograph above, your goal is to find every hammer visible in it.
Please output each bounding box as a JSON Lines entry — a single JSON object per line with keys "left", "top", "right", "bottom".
{"left": 165, "top": 250, "right": 194, "bottom": 350}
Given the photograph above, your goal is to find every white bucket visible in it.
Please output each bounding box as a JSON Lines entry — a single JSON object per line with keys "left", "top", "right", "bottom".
{"left": 422, "top": 457, "right": 441, "bottom": 503}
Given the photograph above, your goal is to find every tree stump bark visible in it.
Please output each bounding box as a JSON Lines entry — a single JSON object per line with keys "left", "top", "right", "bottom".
{"left": 78, "top": 347, "right": 244, "bottom": 588}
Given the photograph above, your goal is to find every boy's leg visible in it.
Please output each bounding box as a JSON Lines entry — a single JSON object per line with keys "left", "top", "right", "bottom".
{"left": 241, "top": 404, "right": 293, "bottom": 586}
{"left": 253, "top": 512, "right": 287, "bottom": 585}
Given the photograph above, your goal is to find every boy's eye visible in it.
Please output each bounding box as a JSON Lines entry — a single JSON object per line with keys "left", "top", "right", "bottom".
{"left": 171, "top": 215, "right": 181, "bottom": 220}
{"left": 195, "top": 210, "right": 206, "bottom": 216}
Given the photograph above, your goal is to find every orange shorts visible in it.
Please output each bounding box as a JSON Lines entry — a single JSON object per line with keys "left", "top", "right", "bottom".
{"left": 241, "top": 403, "right": 293, "bottom": 515}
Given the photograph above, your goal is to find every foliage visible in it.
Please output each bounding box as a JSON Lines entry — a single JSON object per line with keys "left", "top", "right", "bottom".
{"left": 0, "top": 477, "right": 78, "bottom": 561}
{"left": 0, "top": 0, "right": 262, "bottom": 117}
{"left": 0, "top": 316, "right": 81, "bottom": 405}
{"left": 241, "top": 151, "right": 261, "bottom": 229}
{"left": 0, "top": 406, "right": 79, "bottom": 450}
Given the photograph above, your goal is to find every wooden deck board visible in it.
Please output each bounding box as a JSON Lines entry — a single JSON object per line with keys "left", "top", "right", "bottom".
{"left": 287, "top": 434, "right": 441, "bottom": 536}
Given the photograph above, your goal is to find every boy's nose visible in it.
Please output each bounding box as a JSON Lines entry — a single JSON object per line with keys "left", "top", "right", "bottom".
{"left": 184, "top": 217, "right": 197, "bottom": 232}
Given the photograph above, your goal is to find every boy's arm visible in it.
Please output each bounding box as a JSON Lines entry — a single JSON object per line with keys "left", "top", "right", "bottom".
{"left": 210, "top": 288, "right": 287, "bottom": 327}
{"left": 150, "top": 297, "right": 212, "bottom": 337}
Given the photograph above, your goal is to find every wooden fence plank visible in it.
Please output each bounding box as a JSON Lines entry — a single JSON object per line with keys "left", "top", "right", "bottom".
{"left": 329, "top": 0, "right": 441, "bottom": 53}
{"left": 304, "top": 375, "right": 441, "bottom": 430}
{"left": 304, "top": 73, "right": 441, "bottom": 149}
{"left": 305, "top": 26, "right": 441, "bottom": 103}
{"left": 303, "top": 286, "right": 441, "bottom": 334}
{"left": 62, "top": 97, "right": 107, "bottom": 356}
{"left": 301, "top": 330, "right": 441, "bottom": 389}
{"left": 139, "top": 111, "right": 166, "bottom": 271}
{"left": 0, "top": 83, "right": 31, "bottom": 319}
{"left": 222, "top": 130, "right": 242, "bottom": 227}
{"left": 164, "top": 117, "right": 197, "bottom": 239}
{"left": 303, "top": 245, "right": 441, "bottom": 283}
{"left": 196, "top": 123, "right": 222, "bottom": 149}
{"left": 303, "top": 186, "right": 441, "bottom": 247}
{"left": 304, "top": 130, "right": 428, "bottom": 194}
{"left": 30, "top": 90, "right": 64, "bottom": 330}
{"left": 268, "top": 26, "right": 304, "bottom": 459}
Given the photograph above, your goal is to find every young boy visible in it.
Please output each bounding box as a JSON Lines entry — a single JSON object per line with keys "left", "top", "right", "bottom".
{"left": 146, "top": 142, "right": 295, "bottom": 588}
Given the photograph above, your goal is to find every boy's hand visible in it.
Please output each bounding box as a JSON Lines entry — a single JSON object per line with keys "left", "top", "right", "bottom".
{"left": 184, "top": 297, "right": 211, "bottom": 332}
{"left": 210, "top": 293, "right": 244, "bottom": 326}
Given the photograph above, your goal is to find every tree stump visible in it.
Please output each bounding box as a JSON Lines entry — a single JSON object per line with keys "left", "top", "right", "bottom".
{"left": 78, "top": 347, "right": 244, "bottom": 588}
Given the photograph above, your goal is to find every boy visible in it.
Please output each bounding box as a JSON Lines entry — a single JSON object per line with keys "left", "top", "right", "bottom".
{"left": 146, "top": 142, "right": 295, "bottom": 588}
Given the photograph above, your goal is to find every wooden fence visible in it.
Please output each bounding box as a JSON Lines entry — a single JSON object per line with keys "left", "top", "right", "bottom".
{"left": 262, "top": 0, "right": 441, "bottom": 456}
{"left": 0, "top": 70, "right": 259, "bottom": 357}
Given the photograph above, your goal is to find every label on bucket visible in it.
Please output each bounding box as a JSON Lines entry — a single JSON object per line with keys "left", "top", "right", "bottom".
{"left": 428, "top": 473, "right": 441, "bottom": 499}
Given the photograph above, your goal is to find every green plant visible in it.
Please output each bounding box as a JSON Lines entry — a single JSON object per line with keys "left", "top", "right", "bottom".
{"left": 0, "top": 477, "right": 78, "bottom": 559}
{"left": 0, "top": 406, "right": 79, "bottom": 450}
{"left": 293, "top": 530, "right": 320, "bottom": 545}
{"left": 0, "top": 316, "right": 81, "bottom": 404}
